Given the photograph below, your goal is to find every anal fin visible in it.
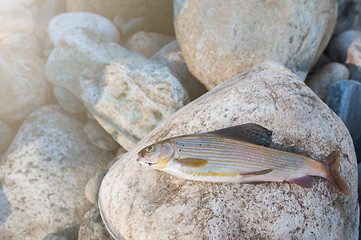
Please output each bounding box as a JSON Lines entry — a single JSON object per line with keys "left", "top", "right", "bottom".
{"left": 288, "top": 176, "right": 314, "bottom": 188}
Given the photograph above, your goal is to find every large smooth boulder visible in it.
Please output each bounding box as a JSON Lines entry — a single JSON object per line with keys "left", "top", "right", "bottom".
{"left": 0, "top": 105, "right": 113, "bottom": 239}
{"left": 99, "top": 61, "right": 358, "bottom": 239}
{"left": 174, "top": 0, "right": 337, "bottom": 89}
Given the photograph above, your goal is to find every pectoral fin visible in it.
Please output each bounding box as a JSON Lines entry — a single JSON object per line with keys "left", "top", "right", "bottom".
{"left": 174, "top": 158, "right": 208, "bottom": 167}
{"left": 239, "top": 169, "right": 273, "bottom": 176}
{"left": 288, "top": 176, "right": 314, "bottom": 188}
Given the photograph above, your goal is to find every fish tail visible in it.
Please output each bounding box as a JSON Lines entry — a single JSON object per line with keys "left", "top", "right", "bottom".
{"left": 322, "top": 150, "right": 351, "bottom": 196}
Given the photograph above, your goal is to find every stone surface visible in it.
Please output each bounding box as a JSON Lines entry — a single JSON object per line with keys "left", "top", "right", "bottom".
{"left": 0, "top": 45, "right": 49, "bottom": 121}
{"left": 46, "top": 28, "right": 188, "bottom": 150}
{"left": 346, "top": 64, "right": 361, "bottom": 82}
{"left": 66, "top": 0, "right": 174, "bottom": 35}
{"left": 121, "top": 17, "right": 152, "bottom": 40}
{"left": 358, "top": 163, "right": 361, "bottom": 197}
{"left": 85, "top": 170, "right": 108, "bottom": 204}
{"left": 326, "top": 80, "right": 361, "bottom": 141}
{"left": 346, "top": 33, "right": 361, "bottom": 66}
{"left": 306, "top": 62, "right": 349, "bottom": 101}
{"left": 174, "top": 0, "right": 337, "bottom": 89}
{"left": 99, "top": 61, "right": 358, "bottom": 240}
{"left": 326, "top": 30, "right": 360, "bottom": 62}
{"left": 43, "top": 225, "right": 79, "bottom": 240}
{"left": 0, "top": 105, "right": 113, "bottom": 239}
{"left": 125, "top": 31, "right": 175, "bottom": 58}
{"left": 0, "top": 121, "right": 12, "bottom": 153}
{"left": 53, "top": 85, "right": 86, "bottom": 113}
{"left": 1, "top": 33, "right": 42, "bottom": 57}
{"left": 48, "top": 12, "right": 120, "bottom": 45}
{"left": 78, "top": 207, "right": 114, "bottom": 240}
{"left": 84, "top": 121, "right": 120, "bottom": 151}
{"left": 334, "top": 0, "right": 361, "bottom": 36}
{"left": 355, "top": 136, "right": 361, "bottom": 163}
{"left": 151, "top": 40, "right": 207, "bottom": 100}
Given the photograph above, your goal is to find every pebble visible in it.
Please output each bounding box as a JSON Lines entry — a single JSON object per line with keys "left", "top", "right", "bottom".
{"left": 85, "top": 169, "right": 107, "bottom": 205}
{"left": 124, "top": 31, "right": 175, "bottom": 58}
{"left": 53, "top": 86, "right": 86, "bottom": 113}
{"left": 121, "top": 17, "right": 152, "bottom": 40}
{"left": 305, "top": 62, "right": 349, "bottom": 101}
{"left": 1, "top": 33, "right": 42, "bottom": 57}
{"left": 78, "top": 207, "right": 114, "bottom": 240}
{"left": 83, "top": 120, "right": 120, "bottom": 151}
{"left": 0, "top": 121, "right": 12, "bottom": 153}
{"left": 0, "top": 105, "right": 113, "bottom": 239}
{"left": 99, "top": 61, "right": 358, "bottom": 239}
{"left": 48, "top": 12, "right": 120, "bottom": 45}
{"left": 174, "top": 0, "right": 337, "bottom": 89}
{"left": 0, "top": 45, "right": 49, "bottom": 121}
{"left": 346, "top": 64, "right": 361, "bottom": 82}
{"left": 326, "top": 30, "right": 360, "bottom": 62}
{"left": 326, "top": 80, "right": 361, "bottom": 141}
{"left": 345, "top": 32, "right": 361, "bottom": 66}
{"left": 151, "top": 40, "right": 207, "bottom": 100}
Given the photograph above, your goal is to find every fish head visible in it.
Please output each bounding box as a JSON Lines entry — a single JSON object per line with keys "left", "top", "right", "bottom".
{"left": 137, "top": 142, "right": 175, "bottom": 169}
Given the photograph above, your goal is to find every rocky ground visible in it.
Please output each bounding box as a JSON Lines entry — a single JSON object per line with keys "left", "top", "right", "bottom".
{"left": 0, "top": 0, "right": 361, "bottom": 239}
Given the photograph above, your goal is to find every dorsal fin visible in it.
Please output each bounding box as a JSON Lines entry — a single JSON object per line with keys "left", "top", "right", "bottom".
{"left": 208, "top": 123, "right": 273, "bottom": 146}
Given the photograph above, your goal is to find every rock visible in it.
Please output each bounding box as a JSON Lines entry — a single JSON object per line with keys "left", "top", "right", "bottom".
{"left": 53, "top": 86, "right": 86, "bottom": 113}
{"left": 346, "top": 32, "right": 361, "bottom": 66}
{"left": 1, "top": 33, "right": 42, "bottom": 57}
{"left": 310, "top": 54, "right": 332, "bottom": 72}
{"left": 0, "top": 105, "right": 113, "bottom": 239}
{"left": 355, "top": 136, "right": 361, "bottom": 163}
{"left": 99, "top": 61, "right": 358, "bottom": 239}
{"left": 46, "top": 28, "right": 188, "bottom": 150}
{"left": 151, "top": 40, "right": 207, "bottom": 100}
{"left": 334, "top": 0, "right": 361, "bottom": 36}
{"left": 48, "top": 12, "right": 120, "bottom": 45}
{"left": 0, "top": 45, "right": 49, "bottom": 121}
{"left": 85, "top": 169, "right": 108, "bottom": 204}
{"left": 43, "top": 225, "right": 79, "bottom": 240}
{"left": 174, "top": 0, "right": 337, "bottom": 89}
{"left": 326, "top": 30, "right": 360, "bottom": 62}
{"left": 121, "top": 17, "right": 152, "bottom": 40}
{"left": 0, "top": 121, "right": 12, "bottom": 153}
{"left": 125, "top": 31, "right": 175, "bottom": 58}
{"left": 84, "top": 121, "right": 120, "bottom": 151}
{"left": 346, "top": 64, "right": 361, "bottom": 82}
{"left": 359, "top": 164, "right": 361, "bottom": 198}
{"left": 66, "top": 0, "right": 174, "bottom": 35}
{"left": 78, "top": 207, "right": 114, "bottom": 240}
{"left": 326, "top": 80, "right": 361, "bottom": 141}
{"left": 305, "top": 62, "right": 349, "bottom": 101}
{"left": 0, "top": 181, "right": 11, "bottom": 227}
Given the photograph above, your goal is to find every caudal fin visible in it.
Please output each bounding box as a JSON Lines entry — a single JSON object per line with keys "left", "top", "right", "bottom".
{"left": 323, "top": 150, "right": 351, "bottom": 196}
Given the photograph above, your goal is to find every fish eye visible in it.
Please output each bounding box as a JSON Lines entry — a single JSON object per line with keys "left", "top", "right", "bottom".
{"left": 146, "top": 145, "right": 155, "bottom": 152}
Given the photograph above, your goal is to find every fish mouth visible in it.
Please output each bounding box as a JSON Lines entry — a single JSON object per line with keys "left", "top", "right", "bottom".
{"left": 137, "top": 153, "right": 154, "bottom": 166}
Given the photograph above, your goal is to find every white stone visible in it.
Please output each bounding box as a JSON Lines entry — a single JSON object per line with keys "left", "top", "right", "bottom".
{"left": 99, "top": 61, "right": 358, "bottom": 239}
{"left": 1, "top": 33, "right": 42, "bottom": 57}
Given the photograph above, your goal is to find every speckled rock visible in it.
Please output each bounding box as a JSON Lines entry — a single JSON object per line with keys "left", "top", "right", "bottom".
{"left": 151, "top": 40, "right": 207, "bottom": 100}
{"left": 66, "top": 0, "right": 174, "bottom": 35}
{"left": 1, "top": 33, "right": 42, "bottom": 57}
{"left": 0, "top": 121, "right": 12, "bottom": 153}
{"left": 0, "top": 105, "right": 113, "bottom": 239}
{"left": 0, "top": 46, "right": 49, "bottom": 121}
{"left": 84, "top": 121, "right": 119, "bottom": 151}
{"left": 125, "top": 31, "right": 175, "bottom": 58}
{"left": 48, "top": 12, "right": 120, "bottom": 45}
{"left": 174, "top": 0, "right": 337, "bottom": 89}
{"left": 99, "top": 61, "right": 358, "bottom": 240}
{"left": 79, "top": 207, "right": 114, "bottom": 240}
{"left": 53, "top": 86, "right": 86, "bottom": 113}
{"left": 305, "top": 62, "right": 349, "bottom": 101}
{"left": 121, "top": 17, "right": 152, "bottom": 40}
{"left": 85, "top": 169, "right": 108, "bottom": 204}
{"left": 326, "top": 30, "right": 360, "bottom": 62}
{"left": 46, "top": 28, "right": 188, "bottom": 150}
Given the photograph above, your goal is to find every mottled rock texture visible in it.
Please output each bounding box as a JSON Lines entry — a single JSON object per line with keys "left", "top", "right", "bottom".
{"left": 99, "top": 61, "right": 358, "bottom": 240}
{"left": 174, "top": 0, "right": 337, "bottom": 89}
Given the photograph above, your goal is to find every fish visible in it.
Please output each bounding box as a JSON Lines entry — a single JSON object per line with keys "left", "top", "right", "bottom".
{"left": 137, "top": 123, "right": 350, "bottom": 196}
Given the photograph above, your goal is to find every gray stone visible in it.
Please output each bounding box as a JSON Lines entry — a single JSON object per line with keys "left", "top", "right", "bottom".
{"left": 99, "top": 61, "right": 358, "bottom": 239}
{"left": 0, "top": 121, "right": 12, "bottom": 153}
{"left": 346, "top": 64, "right": 361, "bottom": 82}
{"left": 84, "top": 121, "right": 120, "bottom": 151}
{"left": 125, "top": 31, "right": 175, "bottom": 58}
{"left": 85, "top": 169, "right": 107, "bottom": 205}
{"left": 305, "top": 62, "right": 349, "bottom": 101}
{"left": 46, "top": 28, "right": 188, "bottom": 150}
{"left": 334, "top": 0, "right": 361, "bottom": 36}
{"left": 42, "top": 225, "right": 79, "bottom": 240}
{"left": 66, "top": 0, "right": 174, "bottom": 35}
{"left": 121, "top": 17, "right": 152, "bottom": 40}
{"left": 174, "top": 0, "right": 337, "bottom": 89}
{"left": 48, "top": 12, "right": 120, "bottom": 45}
{"left": 151, "top": 40, "right": 207, "bottom": 100}
{"left": 1, "top": 33, "right": 42, "bottom": 57}
{"left": 326, "top": 80, "right": 361, "bottom": 141}
{"left": 53, "top": 86, "right": 86, "bottom": 113}
{"left": 79, "top": 207, "right": 114, "bottom": 240}
{"left": 0, "top": 105, "right": 113, "bottom": 239}
{"left": 0, "top": 45, "right": 49, "bottom": 121}
{"left": 326, "top": 30, "right": 360, "bottom": 62}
